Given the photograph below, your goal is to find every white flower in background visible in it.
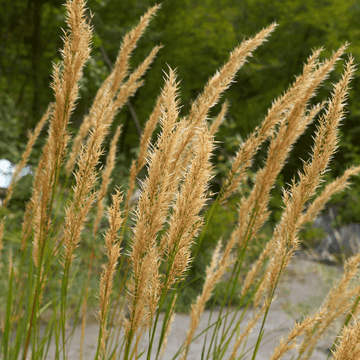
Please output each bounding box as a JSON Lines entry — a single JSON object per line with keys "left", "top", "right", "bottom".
{"left": 0, "top": 159, "right": 32, "bottom": 189}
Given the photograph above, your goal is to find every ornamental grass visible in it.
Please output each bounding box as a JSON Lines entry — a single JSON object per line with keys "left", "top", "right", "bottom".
{"left": 1, "top": 1, "right": 360, "bottom": 360}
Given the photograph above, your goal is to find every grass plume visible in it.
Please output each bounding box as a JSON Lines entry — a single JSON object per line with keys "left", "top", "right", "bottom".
{"left": 1, "top": 3, "right": 360, "bottom": 360}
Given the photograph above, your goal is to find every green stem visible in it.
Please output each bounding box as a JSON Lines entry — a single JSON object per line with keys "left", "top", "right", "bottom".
{"left": 251, "top": 258, "right": 285, "bottom": 360}
{"left": 154, "top": 283, "right": 179, "bottom": 360}
{"left": 60, "top": 258, "right": 71, "bottom": 360}
{"left": 203, "top": 204, "right": 259, "bottom": 359}
{"left": 2, "top": 266, "right": 14, "bottom": 360}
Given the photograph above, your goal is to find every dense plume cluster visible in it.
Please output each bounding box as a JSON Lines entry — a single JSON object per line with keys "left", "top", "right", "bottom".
{"left": 1, "top": 1, "right": 360, "bottom": 360}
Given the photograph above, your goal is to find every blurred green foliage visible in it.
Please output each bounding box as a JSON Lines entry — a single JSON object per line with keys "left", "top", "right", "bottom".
{"left": 0, "top": 94, "right": 24, "bottom": 164}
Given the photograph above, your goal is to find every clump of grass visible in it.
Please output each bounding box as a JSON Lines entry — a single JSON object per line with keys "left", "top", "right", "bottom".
{"left": 1, "top": 1, "right": 360, "bottom": 360}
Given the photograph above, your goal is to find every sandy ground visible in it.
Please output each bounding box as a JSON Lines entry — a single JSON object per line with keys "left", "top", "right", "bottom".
{"left": 46, "top": 257, "right": 344, "bottom": 360}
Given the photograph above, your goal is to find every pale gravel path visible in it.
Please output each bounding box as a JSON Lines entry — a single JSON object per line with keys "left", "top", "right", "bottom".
{"left": 48, "top": 257, "right": 343, "bottom": 360}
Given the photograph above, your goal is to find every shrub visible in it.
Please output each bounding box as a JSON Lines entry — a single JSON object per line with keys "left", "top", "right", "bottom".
{"left": 1, "top": 1, "right": 360, "bottom": 359}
